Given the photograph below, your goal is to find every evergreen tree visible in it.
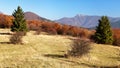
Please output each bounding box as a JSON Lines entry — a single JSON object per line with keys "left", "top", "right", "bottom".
{"left": 11, "top": 6, "right": 27, "bottom": 32}
{"left": 94, "top": 16, "right": 113, "bottom": 44}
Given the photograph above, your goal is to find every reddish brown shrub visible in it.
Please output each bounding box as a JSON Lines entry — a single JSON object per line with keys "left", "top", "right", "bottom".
{"left": 53, "top": 23, "right": 62, "bottom": 34}
{"left": 47, "top": 28, "right": 57, "bottom": 35}
{"left": 113, "top": 38, "right": 120, "bottom": 46}
{"left": 80, "top": 29, "right": 93, "bottom": 38}
{"left": 27, "top": 19, "right": 92, "bottom": 39}
{"left": 0, "top": 14, "right": 13, "bottom": 28}
{"left": 27, "top": 20, "right": 42, "bottom": 30}
{"left": 61, "top": 25, "right": 70, "bottom": 35}
{"left": 53, "top": 23, "right": 62, "bottom": 31}
{"left": 67, "top": 27, "right": 79, "bottom": 36}
{"left": 112, "top": 28, "right": 120, "bottom": 46}
{"left": 67, "top": 27, "right": 92, "bottom": 38}
{"left": 34, "top": 28, "right": 41, "bottom": 35}
{"left": 41, "top": 22, "right": 53, "bottom": 31}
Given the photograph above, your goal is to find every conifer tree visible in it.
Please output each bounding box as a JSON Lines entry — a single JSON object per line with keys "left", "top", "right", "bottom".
{"left": 94, "top": 16, "right": 113, "bottom": 44}
{"left": 11, "top": 6, "right": 27, "bottom": 32}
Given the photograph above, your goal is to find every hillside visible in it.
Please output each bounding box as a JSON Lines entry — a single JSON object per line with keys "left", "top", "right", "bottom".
{"left": 0, "top": 29, "right": 120, "bottom": 68}
{"left": 24, "top": 12, "right": 51, "bottom": 21}
{"left": 111, "top": 20, "right": 120, "bottom": 28}
{"left": 56, "top": 14, "right": 120, "bottom": 28}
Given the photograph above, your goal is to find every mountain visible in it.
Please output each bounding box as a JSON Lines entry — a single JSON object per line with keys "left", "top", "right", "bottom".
{"left": 111, "top": 20, "right": 120, "bottom": 28}
{"left": 56, "top": 14, "right": 120, "bottom": 28}
{"left": 24, "top": 12, "right": 50, "bottom": 21}
{"left": 0, "top": 11, "right": 3, "bottom": 14}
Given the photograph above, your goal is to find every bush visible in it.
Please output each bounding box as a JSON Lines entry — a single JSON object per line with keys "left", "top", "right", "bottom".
{"left": 67, "top": 39, "right": 91, "bottom": 57}
{"left": 0, "top": 14, "right": 13, "bottom": 28}
{"left": 34, "top": 28, "right": 41, "bottom": 35}
{"left": 27, "top": 20, "right": 42, "bottom": 31}
{"left": 27, "top": 19, "right": 92, "bottom": 39}
{"left": 112, "top": 28, "right": 120, "bottom": 46}
{"left": 47, "top": 28, "right": 57, "bottom": 35}
{"left": 113, "top": 37, "right": 120, "bottom": 46}
{"left": 10, "top": 32, "right": 26, "bottom": 44}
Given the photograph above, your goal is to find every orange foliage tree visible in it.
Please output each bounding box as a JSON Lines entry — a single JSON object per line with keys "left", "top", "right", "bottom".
{"left": 0, "top": 14, "right": 13, "bottom": 28}
{"left": 26, "top": 19, "right": 92, "bottom": 39}
{"left": 27, "top": 20, "right": 42, "bottom": 30}
{"left": 112, "top": 28, "right": 120, "bottom": 46}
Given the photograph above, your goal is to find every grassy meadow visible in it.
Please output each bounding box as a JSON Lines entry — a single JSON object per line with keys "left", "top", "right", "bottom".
{"left": 0, "top": 29, "right": 120, "bottom": 68}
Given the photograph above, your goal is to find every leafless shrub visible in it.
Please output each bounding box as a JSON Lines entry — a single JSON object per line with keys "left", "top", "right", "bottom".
{"left": 10, "top": 32, "right": 26, "bottom": 44}
{"left": 67, "top": 39, "right": 92, "bottom": 57}
{"left": 113, "top": 38, "right": 120, "bottom": 46}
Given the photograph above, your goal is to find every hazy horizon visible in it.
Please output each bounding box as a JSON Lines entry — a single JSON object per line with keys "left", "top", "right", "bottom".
{"left": 0, "top": 0, "right": 120, "bottom": 20}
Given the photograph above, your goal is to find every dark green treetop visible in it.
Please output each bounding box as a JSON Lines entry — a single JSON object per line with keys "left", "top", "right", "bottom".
{"left": 94, "top": 16, "right": 113, "bottom": 44}
{"left": 11, "top": 6, "right": 28, "bottom": 32}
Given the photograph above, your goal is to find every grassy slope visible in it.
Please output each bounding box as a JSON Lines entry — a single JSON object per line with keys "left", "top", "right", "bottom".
{"left": 0, "top": 29, "right": 120, "bottom": 68}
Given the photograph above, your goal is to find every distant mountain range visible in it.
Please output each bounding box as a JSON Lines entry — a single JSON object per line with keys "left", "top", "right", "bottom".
{"left": 2, "top": 11, "right": 119, "bottom": 29}
{"left": 55, "top": 14, "right": 120, "bottom": 28}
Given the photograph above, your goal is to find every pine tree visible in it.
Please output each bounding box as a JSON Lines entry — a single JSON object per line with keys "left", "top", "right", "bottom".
{"left": 94, "top": 16, "right": 113, "bottom": 44}
{"left": 11, "top": 6, "right": 27, "bottom": 32}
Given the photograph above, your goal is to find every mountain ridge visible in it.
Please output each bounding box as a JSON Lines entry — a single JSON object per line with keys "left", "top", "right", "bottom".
{"left": 55, "top": 14, "right": 120, "bottom": 28}
{"left": 24, "top": 12, "right": 51, "bottom": 21}
{"left": 1, "top": 11, "right": 119, "bottom": 28}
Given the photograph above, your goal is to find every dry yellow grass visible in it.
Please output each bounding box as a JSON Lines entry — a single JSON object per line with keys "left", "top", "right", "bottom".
{"left": 0, "top": 29, "right": 119, "bottom": 68}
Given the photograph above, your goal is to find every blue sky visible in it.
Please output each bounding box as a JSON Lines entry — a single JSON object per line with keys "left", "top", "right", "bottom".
{"left": 0, "top": 0, "right": 120, "bottom": 20}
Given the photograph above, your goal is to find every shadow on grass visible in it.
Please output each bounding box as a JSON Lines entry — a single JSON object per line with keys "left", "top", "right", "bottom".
{"left": 0, "top": 42, "right": 11, "bottom": 44}
{"left": 44, "top": 54, "right": 120, "bottom": 68}
{"left": 0, "top": 42, "right": 24, "bottom": 45}
{"left": 60, "top": 59, "right": 97, "bottom": 68}
{"left": 99, "top": 65, "right": 120, "bottom": 68}
{"left": 44, "top": 54, "right": 97, "bottom": 67}
{"left": 44, "top": 54, "right": 65, "bottom": 58}
{"left": 81, "top": 63, "right": 120, "bottom": 68}
{"left": 108, "top": 57, "right": 120, "bottom": 61}
{"left": 0, "top": 33, "right": 12, "bottom": 35}
{"left": 58, "top": 50, "right": 65, "bottom": 52}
